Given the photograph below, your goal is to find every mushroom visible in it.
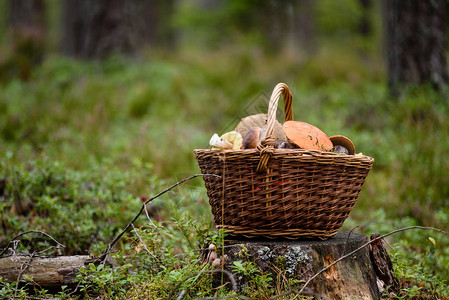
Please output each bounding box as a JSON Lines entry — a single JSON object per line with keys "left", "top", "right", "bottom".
{"left": 211, "top": 258, "right": 222, "bottom": 268}
{"left": 243, "top": 127, "right": 266, "bottom": 149}
{"left": 331, "top": 145, "right": 349, "bottom": 155}
{"left": 274, "top": 140, "right": 298, "bottom": 149}
{"left": 235, "top": 114, "right": 286, "bottom": 141}
{"left": 209, "top": 134, "right": 233, "bottom": 150}
{"left": 207, "top": 244, "right": 218, "bottom": 263}
{"left": 209, "top": 131, "right": 243, "bottom": 150}
{"left": 209, "top": 250, "right": 218, "bottom": 263}
{"left": 329, "top": 135, "right": 355, "bottom": 155}
{"left": 282, "top": 121, "right": 333, "bottom": 151}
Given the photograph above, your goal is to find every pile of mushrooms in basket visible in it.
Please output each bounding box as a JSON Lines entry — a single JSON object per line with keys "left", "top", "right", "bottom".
{"left": 209, "top": 113, "right": 359, "bottom": 156}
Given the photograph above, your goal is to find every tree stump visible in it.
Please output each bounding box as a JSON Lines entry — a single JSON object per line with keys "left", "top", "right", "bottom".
{"left": 219, "top": 232, "right": 380, "bottom": 299}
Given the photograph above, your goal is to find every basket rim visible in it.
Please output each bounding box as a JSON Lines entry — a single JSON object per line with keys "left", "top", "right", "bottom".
{"left": 194, "top": 148, "right": 374, "bottom": 163}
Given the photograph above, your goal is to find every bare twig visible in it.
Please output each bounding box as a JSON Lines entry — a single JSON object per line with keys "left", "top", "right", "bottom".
{"left": 99, "top": 174, "right": 220, "bottom": 263}
{"left": 346, "top": 225, "right": 360, "bottom": 244}
{"left": 193, "top": 244, "right": 238, "bottom": 253}
{"left": 67, "top": 281, "right": 82, "bottom": 297}
{"left": 176, "top": 289, "right": 186, "bottom": 300}
{"left": 11, "top": 240, "right": 20, "bottom": 254}
{"left": 34, "top": 245, "right": 61, "bottom": 256}
{"left": 0, "top": 230, "right": 65, "bottom": 257}
{"left": 144, "top": 204, "right": 157, "bottom": 228}
{"left": 271, "top": 264, "right": 290, "bottom": 295}
{"left": 131, "top": 223, "right": 158, "bottom": 260}
{"left": 14, "top": 252, "right": 38, "bottom": 297}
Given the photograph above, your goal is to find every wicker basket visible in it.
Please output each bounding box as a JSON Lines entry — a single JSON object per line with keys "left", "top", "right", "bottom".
{"left": 195, "top": 83, "right": 374, "bottom": 240}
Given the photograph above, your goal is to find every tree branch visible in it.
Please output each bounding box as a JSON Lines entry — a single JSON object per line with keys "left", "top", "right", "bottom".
{"left": 98, "top": 174, "right": 220, "bottom": 263}
{"left": 0, "top": 230, "right": 65, "bottom": 257}
{"left": 131, "top": 223, "right": 158, "bottom": 260}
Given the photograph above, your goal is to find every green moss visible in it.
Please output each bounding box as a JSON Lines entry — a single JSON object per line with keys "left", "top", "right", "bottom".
{"left": 237, "top": 244, "right": 250, "bottom": 259}
{"left": 275, "top": 255, "right": 286, "bottom": 271}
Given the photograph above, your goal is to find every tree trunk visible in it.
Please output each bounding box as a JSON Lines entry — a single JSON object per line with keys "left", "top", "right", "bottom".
{"left": 141, "top": 0, "right": 177, "bottom": 50}
{"left": 290, "top": 0, "right": 316, "bottom": 54}
{"left": 384, "top": 0, "right": 449, "bottom": 96}
{"left": 0, "top": 255, "right": 93, "bottom": 287}
{"left": 259, "top": 0, "right": 290, "bottom": 54}
{"left": 218, "top": 232, "right": 380, "bottom": 299}
{"left": 7, "top": 0, "right": 46, "bottom": 79}
{"left": 61, "top": 0, "right": 88, "bottom": 57}
{"left": 358, "top": 0, "right": 372, "bottom": 37}
{"left": 9, "top": 0, "right": 46, "bottom": 29}
{"left": 62, "top": 0, "right": 141, "bottom": 59}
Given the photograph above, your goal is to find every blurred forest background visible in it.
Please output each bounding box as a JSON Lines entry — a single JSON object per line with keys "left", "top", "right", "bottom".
{"left": 1, "top": 0, "right": 449, "bottom": 298}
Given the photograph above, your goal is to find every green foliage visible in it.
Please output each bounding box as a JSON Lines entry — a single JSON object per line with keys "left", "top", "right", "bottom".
{"left": 231, "top": 260, "right": 273, "bottom": 299}
{"left": 345, "top": 209, "right": 449, "bottom": 298}
{"left": 174, "top": 0, "right": 382, "bottom": 53}
{"left": 382, "top": 239, "right": 448, "bottom": 299}
{"left": 0, "top": 278, "right": 28, "bottom": 299}
{"left": 77, "top": 262, "right": 134, "bottom": 297}
{"left": 0, "top": 28, "right": 448, "bottom": 298}
{"left": 75, "top": 205, "right": 228, "bottom": 299}
{"left": 0, "top": 155, "right": 162, "bottom": 254}
{"left": 316, "top": 0, "right": 363, "bottom": 36}
{"left": 0, "top": 0, "right": 447, "bottom": 297}
{"left": 0, "top": 276, "right": 75, "bottom": 299}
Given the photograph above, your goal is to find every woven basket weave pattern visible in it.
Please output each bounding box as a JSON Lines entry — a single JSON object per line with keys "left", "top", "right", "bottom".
{"left": 195, "top": 149, "right": 373, "bottom": 239}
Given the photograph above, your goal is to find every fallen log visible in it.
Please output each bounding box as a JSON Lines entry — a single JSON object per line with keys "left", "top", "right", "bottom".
{"left": 0, "top": 255, "right": 93, "bottom": 286}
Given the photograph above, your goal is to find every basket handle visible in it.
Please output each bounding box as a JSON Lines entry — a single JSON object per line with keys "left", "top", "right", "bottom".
{"left": 256, "top": 83, "right": 293, "bottom": 173}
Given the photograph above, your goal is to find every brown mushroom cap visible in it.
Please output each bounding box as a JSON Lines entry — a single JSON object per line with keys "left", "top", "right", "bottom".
{"left": 243, "top": 127, "right": 267, "bottom": 149}
{"left": 282, "top": 121, "right": 333, "bottom": 151}
{"left": 329, "top": 135, "right": 355, "bottom": 155}
{"left": 235, "top": 114, "right": 286, "bottom": 141}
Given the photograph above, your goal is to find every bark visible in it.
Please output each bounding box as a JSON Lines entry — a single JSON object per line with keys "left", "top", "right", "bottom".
{"left": 290, "top": 0, "right": 316, "bottom": 54}
{"left": 6, "top": 0, "right": 46, "bottom": 79}
{"left": 218, "top": 232, "right": 380, "bottom": 299}
{"left": 0, "top": 255, "right": 93, "bottom": 286}
{"left": 358, "top": 0, "right": 372, "bottom": 37}
{"left": 62, "top": 0, "right": 142, "bottom": 59}
{"left": 369, "top": 233, "right": 400, "bottom": 294}
{"left": 61, "top": 0, "right": 88, "bottom": 57}
{"left": 141, "top": 0, "right": 177, "bottom": 50}
{"left": 384, "top": 0, "right": 449, "bottom": 96}
{"left": 8, "top": 0, "right": 46, "bottom": 30}
{"left": 259, "top": 0, "right": 291, "bottom": 53}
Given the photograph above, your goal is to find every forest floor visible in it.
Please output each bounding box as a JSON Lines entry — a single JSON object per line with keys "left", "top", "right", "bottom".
{"left": 0, "top": 46, "right": 448, "bottom": 299}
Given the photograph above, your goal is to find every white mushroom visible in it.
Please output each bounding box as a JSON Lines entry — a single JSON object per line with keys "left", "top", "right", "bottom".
{"left": 209, "top": 134, "right": 233, "bottom": 150}
{"left": 211, "top": 258, "right": 221, "bottom": 268}
{"left": 209, "top": 132, "right": 243, "bottom": 150}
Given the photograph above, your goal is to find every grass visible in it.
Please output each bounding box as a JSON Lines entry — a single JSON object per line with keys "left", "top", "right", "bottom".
{"left": 0, "top": 44, "right": 448, "bottom": 298}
